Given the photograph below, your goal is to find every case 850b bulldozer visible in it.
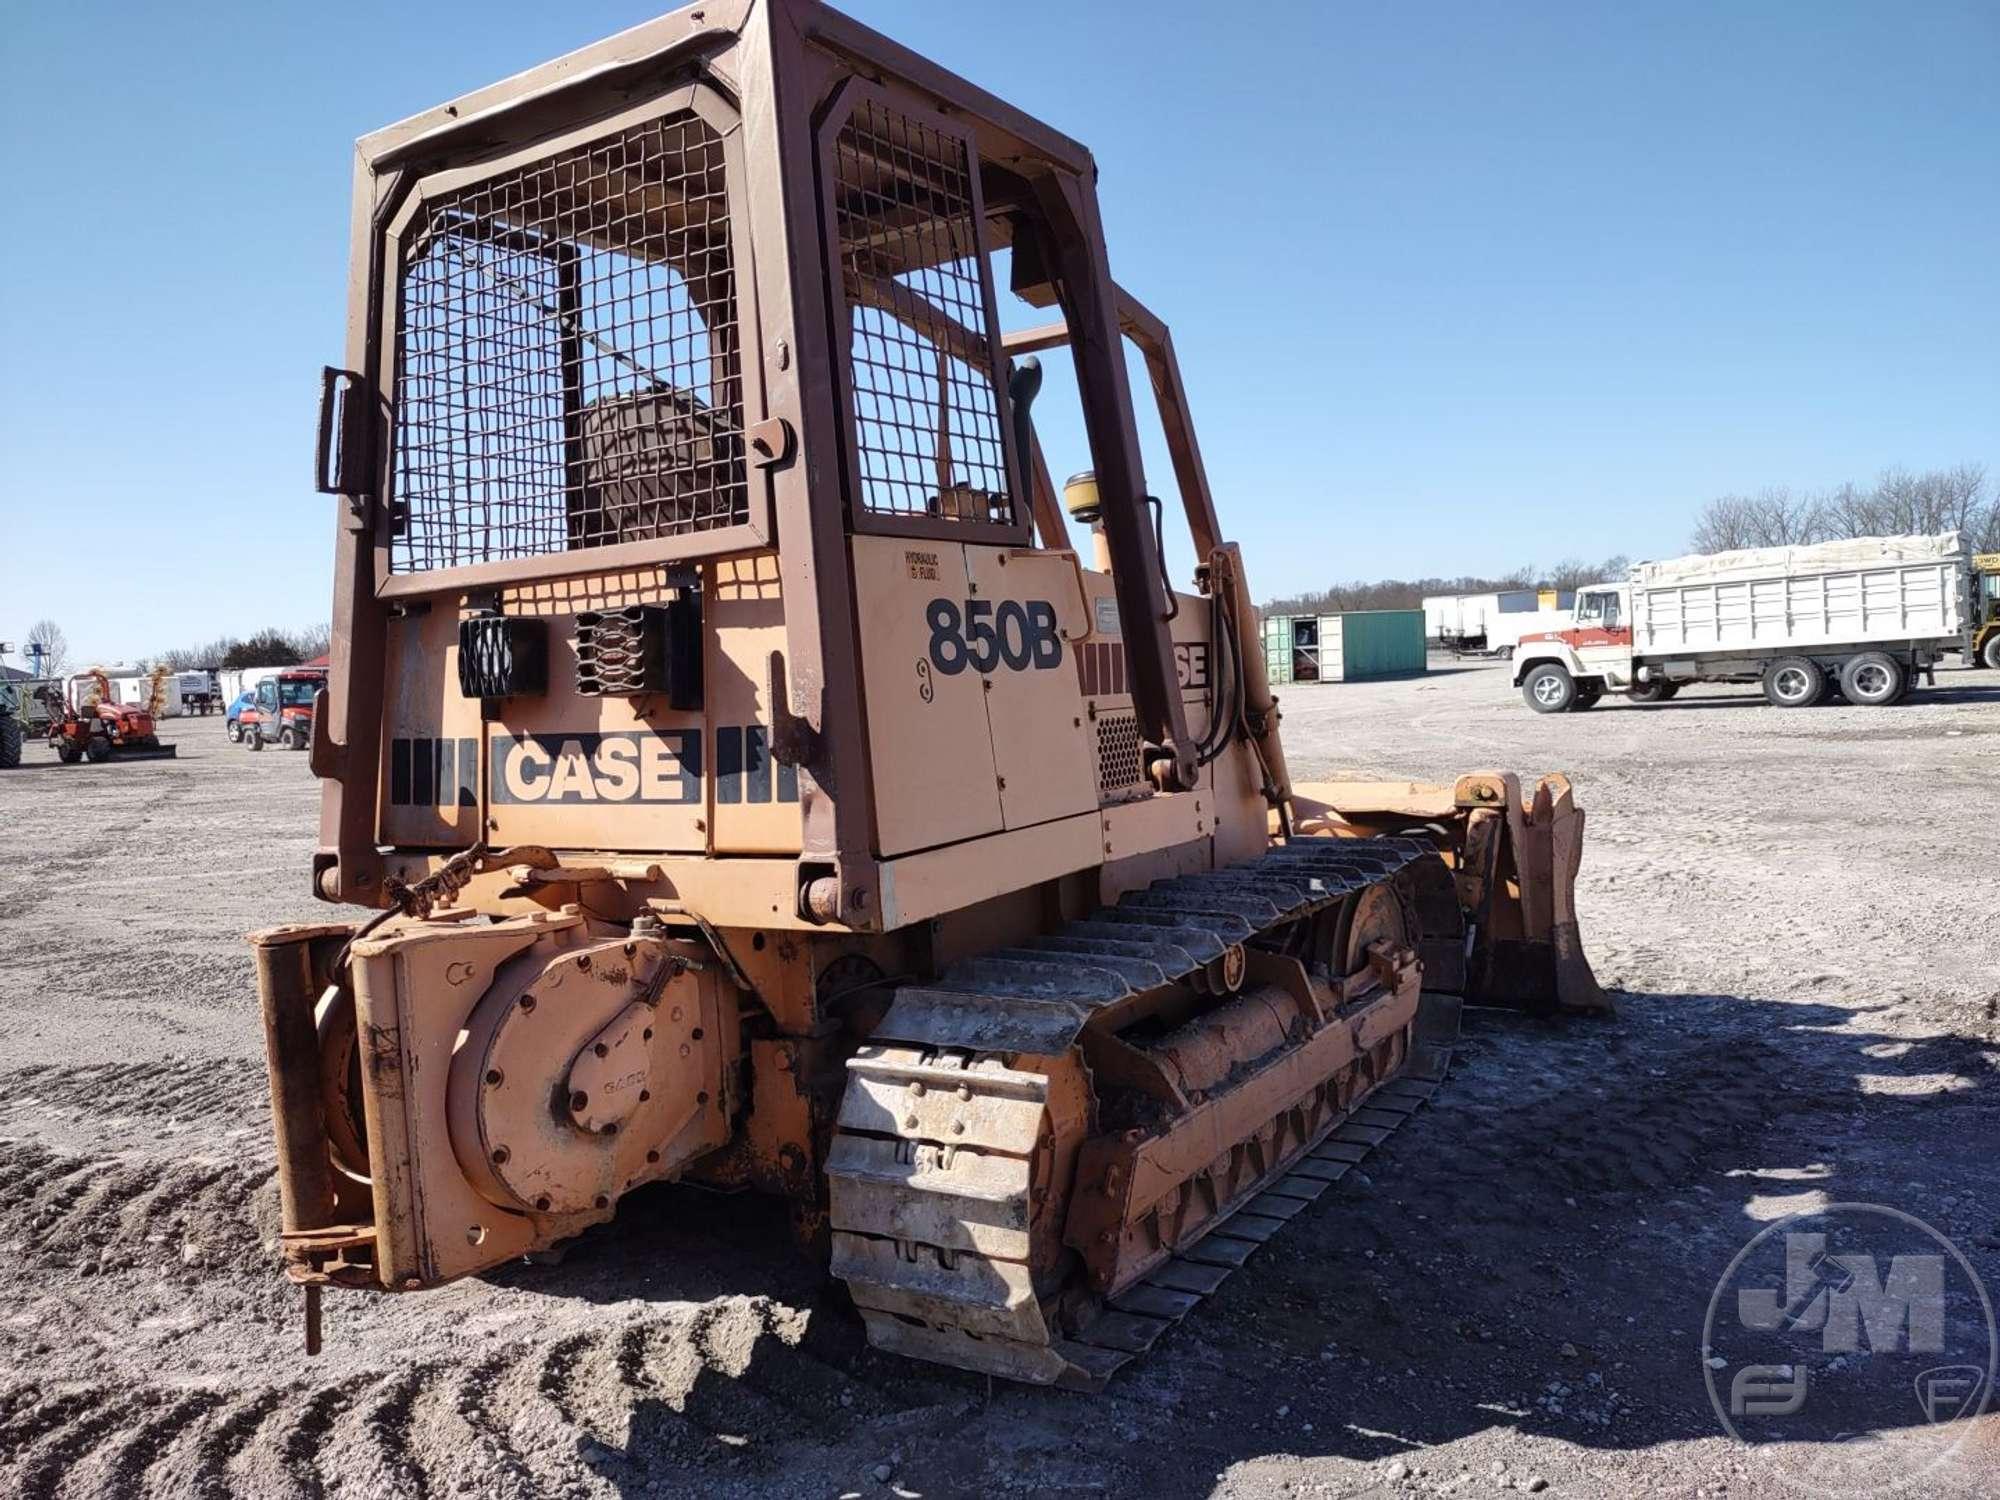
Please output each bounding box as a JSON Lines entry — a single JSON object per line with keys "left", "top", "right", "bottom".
{"left": 257, "top": 0, "right": 1605, "bottom": 1388}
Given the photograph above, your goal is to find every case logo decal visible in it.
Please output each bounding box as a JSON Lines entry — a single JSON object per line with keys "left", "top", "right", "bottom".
{"left": 491, "top": 731, "right": 700, "bottom": 805}
{"left": 391, "top": 726, "right": 797, "bottom": 808}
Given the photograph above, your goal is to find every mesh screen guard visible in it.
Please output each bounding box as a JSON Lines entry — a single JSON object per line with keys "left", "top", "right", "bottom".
{"left": 827, "top": 96, "right": 1015, "bottom": 530}
{"left": 389, "top": 110, "right": 748, "bottom": 573}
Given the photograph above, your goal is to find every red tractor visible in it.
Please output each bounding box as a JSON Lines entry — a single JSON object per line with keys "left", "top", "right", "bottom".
{"left": 44, "top": 670, "right": 177, "bottom": 763}
{"left": 238, "top": 671, "right": 322, "bottom": 751}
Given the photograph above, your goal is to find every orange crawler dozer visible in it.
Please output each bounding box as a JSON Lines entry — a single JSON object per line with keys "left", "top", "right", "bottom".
{"left": 252, "top": 0, "right": 1605, "bottom": 1391}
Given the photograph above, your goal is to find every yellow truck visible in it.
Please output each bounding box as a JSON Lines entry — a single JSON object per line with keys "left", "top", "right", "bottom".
{"left": 1975, "top": 553, "right": 2000, "bottom": 670}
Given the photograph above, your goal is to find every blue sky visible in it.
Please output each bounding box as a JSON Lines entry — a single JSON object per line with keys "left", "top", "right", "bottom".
{"left": 2, "top": 1, "right": 1994, "bottom": 665}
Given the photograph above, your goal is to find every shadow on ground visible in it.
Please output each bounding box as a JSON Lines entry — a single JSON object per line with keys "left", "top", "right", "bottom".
{"left": 1593, "top": 678, "right": 2000, "bottom": 713}
{"left": 483, "top": 988, "right": 2000, "bottom": 1497}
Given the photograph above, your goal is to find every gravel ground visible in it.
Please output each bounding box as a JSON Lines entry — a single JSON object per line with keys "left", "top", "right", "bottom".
{"left": 1, "top": 658, "right": 1996, "bottom": 1498}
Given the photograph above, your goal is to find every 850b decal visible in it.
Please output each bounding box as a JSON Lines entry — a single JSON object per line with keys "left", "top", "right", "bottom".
{"left": 924, "top": 597, "right": 1063, "bottom": 676}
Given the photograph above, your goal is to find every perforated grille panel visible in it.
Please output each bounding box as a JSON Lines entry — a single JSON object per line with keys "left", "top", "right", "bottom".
{"left": 575, "top": 606, "right": 667, "bottom": 697}
{"left": 391, "top": 111, "right": 746, "bottom": 572}
{"left": 1096, "top": 712, "right": 1145, "bottom": 799}
{"left": 828, "top": 99, "right": 1012, "bottom": 528}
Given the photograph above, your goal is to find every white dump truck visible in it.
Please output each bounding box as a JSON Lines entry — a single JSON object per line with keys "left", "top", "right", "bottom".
{"left": 1512, "top": 533, "right": 1974, "bottom": 712}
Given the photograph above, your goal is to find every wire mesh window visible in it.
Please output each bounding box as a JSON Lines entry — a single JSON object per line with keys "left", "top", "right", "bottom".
{"left": 390, "top": 111, "right": 747, "bottom": 573}
{"left": 828, "top": 99, "right": 1014, "bottom": 528}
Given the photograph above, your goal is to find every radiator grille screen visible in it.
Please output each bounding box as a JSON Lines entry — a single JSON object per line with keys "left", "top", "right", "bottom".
{"left": 390, "top": 111, "right": 746, "bottom": 572}
{"left": 1096, "top": 712, "right": 1145, "bottom": 799}
{"left": 828, "top": 99, "right": 1012, "bottom": 528}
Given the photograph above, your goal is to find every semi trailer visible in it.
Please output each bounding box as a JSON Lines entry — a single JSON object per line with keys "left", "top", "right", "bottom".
{"left": 1512, "top": 533, "right": 1973, "bottom": 712}
{"left": 1422, "top": 589, "right": 1575, "bottom": 654}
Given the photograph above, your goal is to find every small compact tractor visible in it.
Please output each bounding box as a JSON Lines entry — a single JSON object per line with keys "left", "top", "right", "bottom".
{"left": 45, "top": 669, "right": 177, "bottom": 764}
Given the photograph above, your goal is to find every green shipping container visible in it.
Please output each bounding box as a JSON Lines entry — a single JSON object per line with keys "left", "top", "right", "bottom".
{"left": 1260, "top": 609, "right": 1426, "bottom": 684}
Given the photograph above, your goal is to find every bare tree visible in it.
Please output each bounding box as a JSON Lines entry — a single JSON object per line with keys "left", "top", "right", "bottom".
{"left": 1545, "top": 557, "right": 1596, "bottom": 592}
{"left": 1695, "top": 465, "right": 1994, "bottom": 555}
{"left": 291, "top": 622, "right": 333, "bottom": 660}
{"left": 1262, "top": 569, "right": 1543, "bottom": 618}
{"left": 157, "top": 635, "right": 240, "bottom": 671}
{"left": 25, "top": 619, "right": 68, "bottom": 678}
{"left": 1690, "top": 495, "right": 1755, "bottom": 553}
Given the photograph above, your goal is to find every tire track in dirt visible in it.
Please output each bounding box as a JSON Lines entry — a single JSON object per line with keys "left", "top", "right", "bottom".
{"left": 2, "top": 1385, "right": 131, "bottom": 1500}
{"left": 452, "top": 1344, "right": 585, "bottom": 1495}
{"left": 243, "top": 1380, "right": 359, "bottom": 1498}
{"left": 1414, "top": 1029, "right": 1783, "bottom": 1210}
{"left": 0, "top": 1298, "right": 914, "bottom": 1499}
{"left": 317, "top": 1366, "right": 443, "bottom": 1498}
{"left": 56, "top": 1388, "right": 226, "bottom": 1500}
{"left": 0, "top": 1058, "right": 268, "bottom": 1128}
{"left": 151, "top": 1386, "right": 286, "bottom": 1499}
{"left": 0, "top": 1140, "right": 274, "bottom": 1277}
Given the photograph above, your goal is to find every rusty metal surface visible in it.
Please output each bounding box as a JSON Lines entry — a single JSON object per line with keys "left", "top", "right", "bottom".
{"left": 251, "top": 931, "right": 341, "bottom": 1240}
{"left": 827, "top": 842, "right": 1454, "bottom": 1387}
{"left": 273, "top": 0, "right": 1622, "bottom": 1394}
{"left": 1291, "top": 772, "right": 1611, "bottom": 1015}
{"left": 871, "top": 837, "right": 1433, "bottom": 1055}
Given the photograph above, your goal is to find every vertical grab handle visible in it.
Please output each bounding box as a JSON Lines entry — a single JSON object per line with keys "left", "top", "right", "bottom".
{"left": 316, "top": 366, "right": 363, "bottom": 496}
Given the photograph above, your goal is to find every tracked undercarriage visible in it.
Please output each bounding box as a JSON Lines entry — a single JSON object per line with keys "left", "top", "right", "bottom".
{"left": 258, "top": 0, "right": 1608, "bottom": 1389}
{"left": 828, "top": 838, "right": 1458, "bottom": 1385}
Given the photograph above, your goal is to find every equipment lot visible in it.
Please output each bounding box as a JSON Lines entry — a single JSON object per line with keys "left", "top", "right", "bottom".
{"left": 1, "top": 659, "right": 1995, "bottom": 1497}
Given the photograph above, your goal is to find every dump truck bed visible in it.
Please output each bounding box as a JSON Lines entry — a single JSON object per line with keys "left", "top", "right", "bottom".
{"left": 1632, "top": 533, "right": 1971, "bottom": 658}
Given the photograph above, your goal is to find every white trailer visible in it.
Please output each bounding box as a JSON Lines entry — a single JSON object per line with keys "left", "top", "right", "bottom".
{"left": 1423, "top": 589, "right": 1571, "bottom": 653}
{"left": 1511, "top": 534, "right": 1972, "bottom": 712}
{"left": 1483, "top": 604, "right": 1576, "bottom": 658}
{"left": 66, "top": 670, "right": 148, "bottom": 708}
{"left": 218, "top": 665, "right": 289, "bottom": 707}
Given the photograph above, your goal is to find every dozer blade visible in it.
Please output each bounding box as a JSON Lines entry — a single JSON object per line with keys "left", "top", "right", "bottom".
{"left": 117, "top": 743, "right": 178, "bottom": 759}
{"left": 1288, "top": 771, "right": 1611, "bottom": 1015}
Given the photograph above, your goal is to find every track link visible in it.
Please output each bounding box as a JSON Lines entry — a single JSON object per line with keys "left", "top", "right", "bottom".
{"left": 828, "top": 837, "right": 1461, "bottom": 1388}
